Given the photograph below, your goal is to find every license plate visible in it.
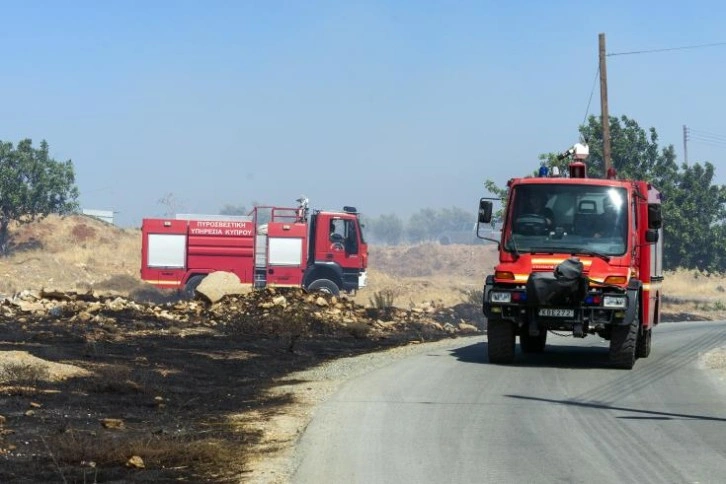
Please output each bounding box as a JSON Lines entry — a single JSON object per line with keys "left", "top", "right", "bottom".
{"left": 538, "top": 308, "right": 575, "bottom": 318}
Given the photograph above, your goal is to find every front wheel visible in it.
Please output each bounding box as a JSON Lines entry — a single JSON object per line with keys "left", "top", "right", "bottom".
{"left": 609, "top": 299, "right": 639, "bottom": 369}
{"left": 487, "top": 319, "right": 516, "bottom": 364}
{"left": 306, "top": 278, "right": 340, "bottom": 296}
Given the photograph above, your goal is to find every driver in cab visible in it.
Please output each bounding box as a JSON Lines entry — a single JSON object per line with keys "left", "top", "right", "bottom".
{"left": 329, "top": 221, "right": 345, "bottom": 251}
{"left": 515, "top": 192, "right": 554, "bottom": 235}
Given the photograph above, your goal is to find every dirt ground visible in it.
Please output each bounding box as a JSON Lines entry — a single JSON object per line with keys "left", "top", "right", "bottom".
{"left": 1, "top": 303, "right": 455, "bottom": 483}
{"left": 1, "top": 215, "right": 725, "bottom": 482}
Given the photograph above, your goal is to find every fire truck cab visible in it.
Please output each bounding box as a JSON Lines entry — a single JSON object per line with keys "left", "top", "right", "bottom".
{"left": 141, "top": 198, "right": 368, "bottom": 297}
{"left": 477, "top": 144, "right": 663, "bottom": 369}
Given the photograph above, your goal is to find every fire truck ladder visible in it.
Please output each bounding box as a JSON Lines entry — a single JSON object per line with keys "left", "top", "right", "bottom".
{"left": 254, "top": 225, "right": 268, "bottom": 289}
{"left": 252, "top": 204, "right": 304, "bottom": 289}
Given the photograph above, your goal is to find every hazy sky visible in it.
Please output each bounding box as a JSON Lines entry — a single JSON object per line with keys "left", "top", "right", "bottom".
{"left": 2, "top": 1, "right": 725, "bottom": 227}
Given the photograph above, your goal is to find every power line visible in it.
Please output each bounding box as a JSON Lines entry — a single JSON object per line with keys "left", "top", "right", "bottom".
{"left": 688, "top": 128, "right": 726, "bottom": 142}
{"left": 608, "top": 41, "right": 726, "bottom": 57}
{"left": 690, "top": 136, "right": 726, "bottom": 147}
{"left": 690, "top": 135, "right": 726, "bottom": 146}
{"left": 582, "top": 65, "right": 600, "bottom": 125}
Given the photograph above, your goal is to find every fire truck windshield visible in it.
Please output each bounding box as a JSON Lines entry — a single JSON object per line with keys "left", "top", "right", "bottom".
{"left": 505, "top": 184, "right": 628, "bottom": 257}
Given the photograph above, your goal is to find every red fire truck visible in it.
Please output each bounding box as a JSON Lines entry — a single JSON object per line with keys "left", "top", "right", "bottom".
{"left": 477, "top": 143, "right": 663, "bottom": 369}
{"left": 140, "top": 198, "right": 368, "bottom": 297}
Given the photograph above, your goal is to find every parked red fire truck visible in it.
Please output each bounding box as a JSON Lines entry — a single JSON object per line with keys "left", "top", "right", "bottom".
{"left": 140, "top": 198, "right": 368, "bottom": 296}
{"left": 477, "top": 142, "right": 663, "bottom": 369}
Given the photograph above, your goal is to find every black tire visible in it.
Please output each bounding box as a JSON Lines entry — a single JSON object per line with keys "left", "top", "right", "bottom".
{"left": 182, "top": 275, "right": 205, "bottom": 299}
{"left": 487, "top": 319, "right": 516, "bottom": 364}
{"left": 520, "top": 329, "right": 547, "bottom": 353}
{"left": 609, "top": 299, "right": 639, "bottom": 369}
{"left": 636, "top": 328, "right": 652, "bottom": 358}
{"left": 307, "top": 278, "right": 340, "bottom": 296}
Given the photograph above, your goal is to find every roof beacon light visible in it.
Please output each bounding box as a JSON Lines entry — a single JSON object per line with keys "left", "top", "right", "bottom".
{"left": 539, "top": 162, "right": 549, "bottom": 177}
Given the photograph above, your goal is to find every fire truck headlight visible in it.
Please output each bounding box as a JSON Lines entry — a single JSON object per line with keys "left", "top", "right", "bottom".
{"left": 490, "top": 292, "right": 511, "bottom": 303}
{"left": 603, "top": 296, "right": 627, "bottom": 308}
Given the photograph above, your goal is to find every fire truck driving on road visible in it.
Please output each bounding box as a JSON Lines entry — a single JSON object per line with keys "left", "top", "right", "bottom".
{"left": 141, "top": 198, "right": 368, "bottom": 297}
{"left": 477, "top": 143, "right": 663, "bottom": 369}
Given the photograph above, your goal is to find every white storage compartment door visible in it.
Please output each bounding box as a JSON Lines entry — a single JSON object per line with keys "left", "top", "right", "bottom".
{"left": 148, "top": 234, "right": 187, "bottom": 268}
{"left": 268, "top": 237, "right": 303, "bottom": 266}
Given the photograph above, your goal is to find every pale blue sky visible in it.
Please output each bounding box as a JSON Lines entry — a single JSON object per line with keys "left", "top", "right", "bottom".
{"left": 1, "top": 1, "right": 725, "bottom": 227}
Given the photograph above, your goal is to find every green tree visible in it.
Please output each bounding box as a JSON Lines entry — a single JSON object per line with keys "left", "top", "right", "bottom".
{"left": 435, "top": 207, "right": 475, "bottom": 233}
{"left": 369, "top": 213, "right": 404, "bottom": 245}
{"left": 579, "top": 115, "right": 725, "bottom": 271}
{"left": 407, "top": 208, "right": 438, "bottom": 242}
{"left": 0, "top": 139, "right": 79, "bottom": 254}
{"left": 483, "top": 179, "right": 509, "bottom": 222}
{"left": 220, "top": 204, "right": 248, "bottom": 216}
{"left": 579, "top": 115, "right": 679, "bottom": 188}
{"left": 662, "top": 162, "right": 726, "bottom": 271}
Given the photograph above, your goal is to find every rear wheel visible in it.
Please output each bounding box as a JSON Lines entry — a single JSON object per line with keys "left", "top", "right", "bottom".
{"left": 609, "top": 299, "right": 639, "bottom": 369}
{"left": 636, "top": 328, "right": 652, "bottom": 358}
{"left": 182, "top": 275, "right": 205, "bottom": 299}
{"left": 520, "top": 329, "right": 547, "bottom": 353}
{"left": 307, "top": 278, "right": 340, "bottom": 296}
{"left": 487, "top": 319, "right": 516, "bottom": 364}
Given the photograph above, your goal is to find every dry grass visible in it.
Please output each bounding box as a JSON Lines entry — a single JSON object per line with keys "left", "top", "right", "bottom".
{"left": 661, "top": 268, "right": 726, "bottom": 319}
{"left": 0, "top": 361, "right": 50, "bottom": 396}
{"left": 9, "top": 217, "right": 717, "bottom": 309}
{"left": 0, "top": 214, "right": 141, "bottom": 295}
{"left": 47, "top": 430, "right": 247, "bottom": 478}
{"left": 354, "top": 244, "right": 497, "bottom": 307}
{"left": 2, "top": 217, "right": 724, "bottom": 317}
{"left": 663, "top": 268, "right": 726, "bottom": 301}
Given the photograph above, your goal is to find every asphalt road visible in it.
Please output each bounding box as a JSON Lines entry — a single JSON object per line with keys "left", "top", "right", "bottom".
{"left": 292, "top": 321, "right": 726, "bottom": 484}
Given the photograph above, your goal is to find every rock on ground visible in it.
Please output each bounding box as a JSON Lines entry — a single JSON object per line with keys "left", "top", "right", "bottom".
{"left": 196, "top": 271, "right": 252, "bottom": 303}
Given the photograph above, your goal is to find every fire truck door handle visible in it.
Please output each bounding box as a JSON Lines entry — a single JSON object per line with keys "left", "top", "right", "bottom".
{"left": 160, "top": 271, "right": 174, "bottom": 276}
{"left": 326, "top": 253, "right": 334, "bottom": 260}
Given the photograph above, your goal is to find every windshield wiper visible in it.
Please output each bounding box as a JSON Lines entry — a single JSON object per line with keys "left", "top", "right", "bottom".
{"left": 522, "top": 246, "right": 611, "bottom": 262}
{"left": 526, "top": 247, "right": 558, "bottom": 254}
{"left": 558, "top": 248, "right": 611, "bottom": 262}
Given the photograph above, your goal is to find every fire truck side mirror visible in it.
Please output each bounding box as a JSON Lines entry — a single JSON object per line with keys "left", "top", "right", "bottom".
{"left": 645, "top": 229, "right": 659, "bottom": 243}
{"left": 478, "top": 199, "right": 493, "bottom": 224}
{"left": 647, "top": 204, "right": 662, "bottom": 230}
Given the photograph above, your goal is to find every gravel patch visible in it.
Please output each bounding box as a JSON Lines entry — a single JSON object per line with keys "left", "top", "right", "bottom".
{"left": 703, "top": 347, "right": 726, "bottom": 373}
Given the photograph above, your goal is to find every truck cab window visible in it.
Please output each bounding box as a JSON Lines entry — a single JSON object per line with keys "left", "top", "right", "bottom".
{"left": 345, "top": 220, "right": 359, "bottom": 254}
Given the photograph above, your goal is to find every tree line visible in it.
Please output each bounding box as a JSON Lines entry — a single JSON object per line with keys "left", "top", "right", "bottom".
{"left": 362, "top": 207, "right": 480, "bottom": 245}
{"left": 2, "top": 114, "right": 726, "bottom": 271}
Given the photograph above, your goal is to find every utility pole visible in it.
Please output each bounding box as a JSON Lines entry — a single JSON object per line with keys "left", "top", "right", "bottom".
{"left": 683, "top": 125, "right": 689, "bottom": 164}
{"left": 599, "top": 33, "right": 612, "bottom": 173}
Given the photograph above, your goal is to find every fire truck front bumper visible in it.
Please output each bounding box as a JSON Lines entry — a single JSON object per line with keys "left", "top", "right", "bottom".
{"left": 483, "top": 279, "right": 636, "bottom": 334}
